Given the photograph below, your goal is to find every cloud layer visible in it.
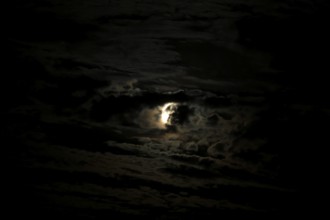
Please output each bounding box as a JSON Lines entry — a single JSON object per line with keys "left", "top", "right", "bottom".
{"left": 6, "top": 0, "right": 330, "bottom": 219}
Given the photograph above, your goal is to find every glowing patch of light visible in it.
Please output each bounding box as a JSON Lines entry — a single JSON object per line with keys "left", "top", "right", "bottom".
{"left": 161, "top": 102, "right": 177, "bottom": 125}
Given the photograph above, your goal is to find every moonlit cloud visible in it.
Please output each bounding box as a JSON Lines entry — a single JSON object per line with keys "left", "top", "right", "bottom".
{"left": 135, "top": 106, "right": 163, "bottom": 129}
{"left": 98, "top": 79, "right": 141, "bottom": 97}
{"left": 161, "top": 102, "right": 177, "bottom": 125}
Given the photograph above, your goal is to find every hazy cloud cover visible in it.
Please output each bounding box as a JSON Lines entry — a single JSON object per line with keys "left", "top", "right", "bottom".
{"left": 5, "top": 0, "right": 330, "bottom": 219}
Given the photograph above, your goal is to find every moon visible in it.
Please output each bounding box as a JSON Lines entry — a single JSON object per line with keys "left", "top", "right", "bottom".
{"left": 160, "top": 102, "right": 177, "bottom": 125}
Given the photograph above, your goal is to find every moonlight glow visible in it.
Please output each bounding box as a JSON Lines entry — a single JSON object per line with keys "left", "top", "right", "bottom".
{"left": 161, "top": 103, "right": 177, "bottom": 125}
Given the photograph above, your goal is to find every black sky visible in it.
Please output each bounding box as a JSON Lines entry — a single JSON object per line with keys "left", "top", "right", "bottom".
{"left": 4, "top": 0, "right": 330, "bottom": 219}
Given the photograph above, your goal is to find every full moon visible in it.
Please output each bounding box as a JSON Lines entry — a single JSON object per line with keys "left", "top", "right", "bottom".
{"left": 160, "top": 102, "right": 177, "bottom": 125}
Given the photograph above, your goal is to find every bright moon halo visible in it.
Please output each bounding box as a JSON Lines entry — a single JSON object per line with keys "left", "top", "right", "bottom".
{"left": 160, "top": 102, "right": 177, "bottom": 125}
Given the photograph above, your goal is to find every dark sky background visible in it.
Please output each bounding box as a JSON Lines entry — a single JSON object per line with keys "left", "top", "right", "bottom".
{"left": 4, "top": 0, "right": 330, "bottom": 219}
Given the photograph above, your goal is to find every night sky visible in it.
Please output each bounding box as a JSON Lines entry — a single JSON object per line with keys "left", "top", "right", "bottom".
{"left": 4, "top": 0, "right": 330, "bottom": 219}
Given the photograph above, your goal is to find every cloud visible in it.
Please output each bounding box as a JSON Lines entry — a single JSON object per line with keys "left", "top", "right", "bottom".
{"left": 84, "top": 89, "right": 267, "bottom": 177}
{"left": 98, "top": 79, "right": 141, "bottom": 97}
{"left": 135, "top": 106, "right": 164, "bottom": 129}
{"left": 207, "top": 141, "right": 230, "bottom": 159}
{"left": 7, "top": 0, "right": 318, "bottom": 218}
